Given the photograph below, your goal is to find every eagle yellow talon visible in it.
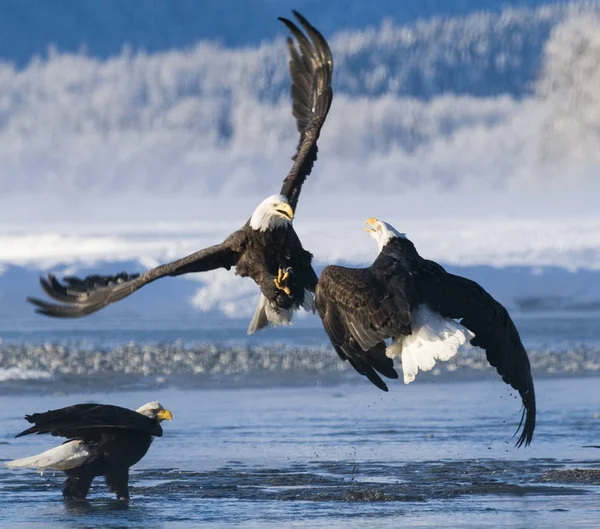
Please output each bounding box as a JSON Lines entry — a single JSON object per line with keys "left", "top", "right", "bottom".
{"left": 274, "top": 268, "right": 292, "bottom": 296}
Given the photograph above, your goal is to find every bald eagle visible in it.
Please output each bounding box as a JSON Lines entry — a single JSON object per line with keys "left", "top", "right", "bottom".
{"left": 5, "top": 401, "right": 172, "bottom": 500}
{"left": 27, "top": 11, "right": 333, "bottom": 335}
{"left": 315, "top": 218, "right": 536, "bottom": 447}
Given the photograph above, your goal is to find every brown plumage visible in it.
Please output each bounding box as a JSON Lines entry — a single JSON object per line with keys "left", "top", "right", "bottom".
{"left": 27, "top": 11, "right": 333, "bottom": 332}
{"left": 7, "top": 402, "right": 172, "bottom": 500}
{"left": 279, "top": 10, "right": 333, "bottom": 212}
{"left": 315, "top": 218, "right": 536, "bottom": 447}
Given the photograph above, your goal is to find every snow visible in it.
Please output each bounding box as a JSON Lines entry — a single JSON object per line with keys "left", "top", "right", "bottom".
{"left": 0, "top": 5, "right": 598, "bottom": 199}
{"left": 0, "top": 215, "right": 597, "bottom": 269}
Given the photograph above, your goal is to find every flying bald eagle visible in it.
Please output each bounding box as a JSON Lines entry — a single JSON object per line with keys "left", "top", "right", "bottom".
{"left": 6, "top": 401, "right": 172, "bottom": 500}
{"left": 315, "top": 218, "right": 536, "bottom": 447}
{"left": 27, "top": 10, "right": 333, "bottom": 335}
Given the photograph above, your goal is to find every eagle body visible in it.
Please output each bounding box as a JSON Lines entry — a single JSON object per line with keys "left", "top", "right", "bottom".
{"left": 28, "top": 11, "right": 333, "bottom": 335}
{"left": 316, "top": 218, "right": 536, "bottom": 447}
{"left": 235, "top": 223, "right": 316, "bottom": 311}
{"left": 61, "top": 430, "right": 154, "bottom": 500}
{"left": 6, "top": 402, "right": 172, "bottom": 500}
{"left": 315, "top": 237, "right": 422, "bottom": 392}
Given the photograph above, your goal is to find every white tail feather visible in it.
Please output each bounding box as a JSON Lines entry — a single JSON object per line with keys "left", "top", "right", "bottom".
{"left": 248, "top": 294, "right": 270, "bottom": 335}
{"left": 6, "top": 440, "right": 90, "bottom": 471}
{"left": 302, "top": 289, "right": 315, "bottom": 313}
{"left": 247, "top": 294, "right": 294, "bottom": 335}
{"left": 386, "top": 305, "right": 474, "bottom": 384}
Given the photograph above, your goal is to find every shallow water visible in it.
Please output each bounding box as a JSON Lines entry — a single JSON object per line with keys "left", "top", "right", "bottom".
{"left": 2, "top": 313, "right": 600, "bottom": 350}
{"left": 1, "top": 377, "right": 599, "bottom": 528}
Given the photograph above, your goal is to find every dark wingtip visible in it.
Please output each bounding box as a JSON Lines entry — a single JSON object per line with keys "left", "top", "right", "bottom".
{"left": 291, "top": 10, "right": 314, "bottom": 32}
{"left": 291, "top": 9, "right": 332, "bottom": 66}
{"left": 278, "top": 16, "right": 302, "bottom": 40}
{"left": 35, "top": 310, "right": 56, "bottom": 318}
{"left": 278, "top": 16, "right": 294, "bottom": 29}
{"left": 370, "top": 375, "right": 389, "bottom": 392}
{"left": 291, "top": 10, "right": 308, "bottom": 24}
{"left": 38, "top": 275, "right": 62, "bottom": 300}
{"left": 27, "top": 296, "right": 44, "bottom": 308}
{"left": 513, "top": 405, "right": 535, "bottom": 448}
{"left": 27, "top": 297, "right": 76, "bottom": 319}
{"left": 27, "top": 297, "right": 55, "bottom": 317}
{"left": 15, "top": 419, "right": 35, "bottom": 437}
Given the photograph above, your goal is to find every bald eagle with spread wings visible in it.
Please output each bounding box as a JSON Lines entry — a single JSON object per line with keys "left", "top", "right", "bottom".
{"left": 27, "top": 11, "right": 333, "bottom": 334}
{"left": 315, "top": 218, "right": 536, "bottom": 447}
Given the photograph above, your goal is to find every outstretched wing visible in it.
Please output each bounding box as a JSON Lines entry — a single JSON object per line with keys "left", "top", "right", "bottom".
{"left": 279, "top": 10, "right": 334, "bottom": 212}
{"left": 28, "top": 230, "right": 246, "bottom": 318}
{"left": 16, "top": 403, "right": 162, "bottom": 440}
{"left": 315, "top": 265, "right": 410, "bottom": 391}
{"left": 422, "top": 265, "right": 536, "bottom": 447}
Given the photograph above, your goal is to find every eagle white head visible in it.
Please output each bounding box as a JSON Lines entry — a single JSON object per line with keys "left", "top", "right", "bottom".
{"left": 249, "top": 194, "right": 294, "bottom": 232}
{"left": 364, "top": 217, "right": 406, "bottom": 252}
{"left": 136, "top": 401, "right": 173, "bottom": 422}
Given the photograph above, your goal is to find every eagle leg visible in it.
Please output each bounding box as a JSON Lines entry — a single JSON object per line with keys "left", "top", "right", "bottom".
{"left": 274, "top": 268, "right": 292, "bottom": 296}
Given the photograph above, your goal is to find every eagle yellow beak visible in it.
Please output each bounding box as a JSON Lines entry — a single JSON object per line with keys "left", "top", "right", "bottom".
{"left": 276, "top": 202, "right": 294, "bottom": 221}
{"left": 365, "top": 217, "right": 379, "bottom": 232}
{"left": 157, "top": 409, "right": 173, "bottom": 421}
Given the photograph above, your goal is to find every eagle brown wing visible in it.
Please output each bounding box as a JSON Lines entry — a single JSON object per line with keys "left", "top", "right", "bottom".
{"left": 418, "top": 260, "right": 536, "bottom": 447}
{"left": 315, "top": 265, "right": 412, "bottom": 391}
{"left": 16, "top": 404, "right": 163, "bottom": 440}
{"left": 28, "top": 230, "right": 247, "bottom": 318}
{"left": 279, "top": 11, "right": 334, "bottom": 212}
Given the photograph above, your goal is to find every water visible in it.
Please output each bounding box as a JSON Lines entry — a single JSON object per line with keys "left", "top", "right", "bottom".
{"left": 1, "top": 378, "right": 599, "bottom": 528}
{"left": 2, "top": 313, "right": 600, "bottom": 349}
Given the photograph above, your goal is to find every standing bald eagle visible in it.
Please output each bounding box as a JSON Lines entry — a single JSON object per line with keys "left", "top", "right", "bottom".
{"left": 6, "top": 401, "right": 172, "bottom": 500}
{"left": 315, "top": 218, "right": 536, "bottom": 447}
{"left": 27, "top": 11, "right": 333, "bottom": 334}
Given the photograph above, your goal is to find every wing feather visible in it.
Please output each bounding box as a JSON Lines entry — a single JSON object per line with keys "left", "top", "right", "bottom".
{"left": 315, "top": 265, "right": 406, "bottom": 391}
{"left": 423, "top": 270, "right": 536, "bottom": 447}
{"left": 278, "top": 11, "right": 334, "bottom": 211}
{"left": 320, "top": 265, "right": 412, "bottom": 340}
{"left": 16, "top": 404, "right": 162, "bottom": 440}
{"left": 39, "top": 273, "right": 140, "bottom": 304}
{"left": 28, "top": 231, "right": 246, "bottom": 319}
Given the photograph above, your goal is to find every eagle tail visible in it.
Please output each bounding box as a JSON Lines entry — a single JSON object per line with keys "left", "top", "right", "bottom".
{"left": 6, "top": 440, "right": 89, "bottom": 471}
{"left": 248, "top": 294, "right": 295, "bottom": 335}
{"left": 387, "top": 305, "right": 473, "bottom": 384}
{"left": 247, "top": 295, "right": 270, "bottom": 335}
